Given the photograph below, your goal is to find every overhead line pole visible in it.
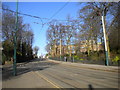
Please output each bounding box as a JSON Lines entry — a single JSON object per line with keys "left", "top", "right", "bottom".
{"left": 60, "top": 38, "right": 62, "bottom": 61}
{"left": 60, "top": 28, "right": 62, "bottom": 61}
{"left": 101, "top": 11, "right": 109, "bottom": 66}
{"left": 13, "top": 0, "right": 18, "bottom": 76}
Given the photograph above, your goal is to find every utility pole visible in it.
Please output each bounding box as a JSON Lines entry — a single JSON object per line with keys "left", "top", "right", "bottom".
{"left": 13, "top": 0, "right": 18, "bottom": 76}
{"left": 60, "top": 38, "right": 62, "bottom": 61}
{"left": 101, "top": 11, "right": 109, "bottom": 66}
{"left": 59, "top": 26, "right": 62, "bottom": 61}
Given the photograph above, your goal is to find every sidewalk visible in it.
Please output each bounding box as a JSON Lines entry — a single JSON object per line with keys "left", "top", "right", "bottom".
{"left": 48, "top": 59, "right": 119, "bottom": 73}
{"left": 2, "top": 71, "right": 54, "bottom": 88}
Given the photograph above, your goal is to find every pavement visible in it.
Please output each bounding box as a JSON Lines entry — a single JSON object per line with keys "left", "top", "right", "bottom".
{"left": 2, "top": 59, "right": 119, "bottom": 89}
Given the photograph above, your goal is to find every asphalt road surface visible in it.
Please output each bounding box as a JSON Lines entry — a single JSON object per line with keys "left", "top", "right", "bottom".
{"left": 2, "top": 59, "right": 119, "bottom": 89}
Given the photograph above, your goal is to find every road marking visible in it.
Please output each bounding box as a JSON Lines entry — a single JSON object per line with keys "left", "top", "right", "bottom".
{"left": 33, "top": 71, "right": 61, "bottom": 88}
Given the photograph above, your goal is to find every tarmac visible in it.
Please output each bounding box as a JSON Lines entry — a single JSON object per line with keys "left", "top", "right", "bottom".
{"left": 48, "top": 59, "right": 119, "bottom": 73}
{"left": 1, "top": 59, "right": 119, "bottom": 89}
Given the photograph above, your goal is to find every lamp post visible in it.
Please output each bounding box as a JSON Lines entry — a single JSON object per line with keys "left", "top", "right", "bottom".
{"left": 13, "top": 0, "right": 18, "bottom": 76}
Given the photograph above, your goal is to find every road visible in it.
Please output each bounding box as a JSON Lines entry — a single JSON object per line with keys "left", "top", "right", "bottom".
{"left": 2, "top": 59, "right": 119, "bottom": 89}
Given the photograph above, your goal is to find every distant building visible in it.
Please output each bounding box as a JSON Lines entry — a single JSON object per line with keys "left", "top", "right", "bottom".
{"left": 79, "top": 40, "right": 104, "bottom": 52}
{"left": 49, "top": 40, "right": 104, "bottom": 57}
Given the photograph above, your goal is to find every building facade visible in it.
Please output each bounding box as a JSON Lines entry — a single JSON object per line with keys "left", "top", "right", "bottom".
{"left": 49, "top": 40, "right": 104, "bottom": 57}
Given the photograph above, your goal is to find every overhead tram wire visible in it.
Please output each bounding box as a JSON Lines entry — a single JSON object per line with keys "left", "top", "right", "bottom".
{"left": 47, "top": 0, "right": 70, "bottom": 23}
{"left": 2, "top": 8, "right": 46, "bottom": 28}
{"left": 3, "top": 6, "right": 78, "bottom": 26}
{"left": 2, "top": 8, "right": 69, "bottom": 22}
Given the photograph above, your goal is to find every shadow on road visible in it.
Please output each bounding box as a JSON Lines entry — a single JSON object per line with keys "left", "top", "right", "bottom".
{"left": 88, "top": 84, "right": 94, "bottom": 90}
{"left": 2, "top": 59, "right": 60, "bottom": 81}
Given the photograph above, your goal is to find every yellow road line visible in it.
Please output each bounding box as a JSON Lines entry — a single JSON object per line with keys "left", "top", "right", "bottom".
{"left": 33, "top": 71, "right": 61, "bottom": 88}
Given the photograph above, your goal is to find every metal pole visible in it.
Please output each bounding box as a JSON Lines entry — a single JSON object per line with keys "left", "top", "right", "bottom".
{"left": 73, "top": 57, "right": 74, "bottom": 62}
{"left": 101, "top": 15, "right": 109, "bottom": 66}
{"left": 60, "top": 38, "right": 62, "bottom": 61}
{"left": 13, "top": 0, "right": 18, "bottom": 76}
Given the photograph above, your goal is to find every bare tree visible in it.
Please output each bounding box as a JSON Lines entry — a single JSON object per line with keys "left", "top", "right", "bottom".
{"left": 78, "top": 2, "right": 117, "bottom": 57}
{"left": 2, "top": 6, "right": 34, "bottom": 62}
{"left": 33, "top": 46, "right": 39, "bottom": 56}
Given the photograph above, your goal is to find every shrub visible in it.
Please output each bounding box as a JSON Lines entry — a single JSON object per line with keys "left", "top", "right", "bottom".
{"left": 73, "top": 55, "right": 79, "bottom": 60}
{"left": 112, "top": 55, "right": 120, "bottom": 62}
{"left": 79, "top": 58, "right": 84, "bottom": 61}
